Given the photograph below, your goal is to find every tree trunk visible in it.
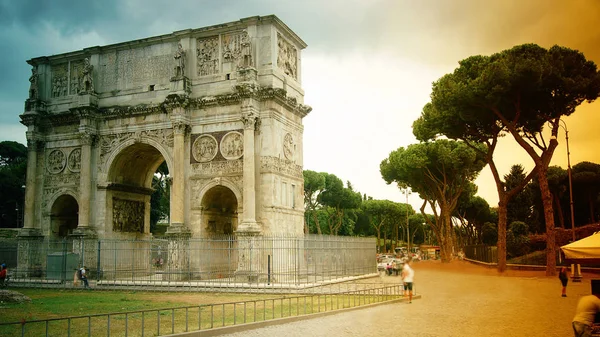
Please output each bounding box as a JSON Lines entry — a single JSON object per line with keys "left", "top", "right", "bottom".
{"left": 440, "top": 208, "right": 453, "bottom": 262}
{"left": 539, "top": 169, "right": 557, "bottom": 276}
{"left": 383, "top": 231, "right": 388, "bottom": 253}
{"left": 304, "top": 212, "right": 309, "bottom": 234}
{"left": 554, "top": 194, "right": 565, "bottom": 229}
{"left": 497, "top": 198, "right": 508, "bottom": 272}
{"left": 312, "top": 211, "right": 321, "bottom": 235}
{"left": 376, "top": 229, "right": 381, "bottom": 253}
{"left": 393, "top": 225, "right": 398, "bottom": 252}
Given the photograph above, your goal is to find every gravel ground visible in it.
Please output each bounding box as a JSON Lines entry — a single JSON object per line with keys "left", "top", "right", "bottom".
{"left": 226, "top": 260, "right": 593, "bottom": 337}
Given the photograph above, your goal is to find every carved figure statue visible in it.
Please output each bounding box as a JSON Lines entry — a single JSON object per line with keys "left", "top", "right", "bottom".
{"left": 80, "top": 58, "right": 94, "bottom": 93}
{"left": 174, "top": 43, "right": 186, "bottom": 77}
{"left": 240, "top": 30, "right": 252, "bottom": 68}
{"left": 29, "top": 68, "right": 38, "bottom": 99}
{"left": 52, "top": 78, "right": 59, "bottom": 97}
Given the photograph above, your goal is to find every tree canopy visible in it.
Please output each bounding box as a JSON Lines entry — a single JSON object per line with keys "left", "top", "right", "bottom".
{"left": 412, "top": 43, "right": 600, "bottom": 275}
{"left": 380, "top": 139, "right": 486, "bottom": 261}
{"left": 0, "top": 141, "right": 27, "bottom": 228}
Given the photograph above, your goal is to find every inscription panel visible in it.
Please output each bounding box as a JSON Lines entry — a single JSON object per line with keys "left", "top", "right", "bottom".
{"left": 99, "top": 52, "right": 118, "bottom": 91}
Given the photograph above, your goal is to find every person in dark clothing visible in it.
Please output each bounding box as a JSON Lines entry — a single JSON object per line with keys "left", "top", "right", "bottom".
{"left": 0, "top": 263, "right": 7, "bottom": 287}
{"left": 559, "top": 266, "right": 569, "bottom": 297}
{"left": 79, "top": 266, "right": 89, "bottom": 288}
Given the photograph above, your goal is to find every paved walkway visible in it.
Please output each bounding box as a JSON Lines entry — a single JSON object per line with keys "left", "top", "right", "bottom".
{"left": 225, "top": 260, "right": 590, "bottom": 337}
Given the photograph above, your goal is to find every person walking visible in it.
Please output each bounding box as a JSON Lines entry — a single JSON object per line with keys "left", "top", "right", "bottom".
{"left": 402, "top": 258, "right": 415, "bottom": 303}
{"left": 572, "top": 280, "right": 600, "bottom": 336}
{"left": 559, "top": 267, "right": 569, "bottom": 297}
{"left": 79, "top": 266, "right": 89, "bottom": 289}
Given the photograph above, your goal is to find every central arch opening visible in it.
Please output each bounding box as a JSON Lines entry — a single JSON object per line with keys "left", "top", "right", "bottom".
{"left": 107, "top": 143, "right": 170, "bottom": 236}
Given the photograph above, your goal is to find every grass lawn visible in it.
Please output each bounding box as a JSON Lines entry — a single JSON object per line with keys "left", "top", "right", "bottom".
{"left": 0, "top": 288, "right": 382, "bottom": 336}
{"left": 1, "top": 288, "right": 276, "bottom": 323}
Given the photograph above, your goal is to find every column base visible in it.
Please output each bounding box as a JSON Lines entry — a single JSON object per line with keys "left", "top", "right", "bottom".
{"left": 71, "top": 227, "right": 97, "bottom": 238}
{"left": 18, "top": 228, "right": 43, "bottom": 238}
{"left": 165, "top": 223, "right": 192, "bottom": 236}
{"left": 236, "top": 221, "right": 261, "bottom": 234}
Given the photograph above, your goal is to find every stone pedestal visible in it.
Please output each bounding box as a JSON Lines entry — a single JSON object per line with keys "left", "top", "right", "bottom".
{"left": 234, "top": 230, "right": 263, "bottom": 283}
{"left": 77, "top": 93, "right": 98, "bottom": 107}
{"left": 164, "top": 230, "right": 192, "bottom": 281}
{"left": 16, "top": 231, "right": 44, "bottom": 278}
{"left": 170, "top": 76, "right": 191, "bottom": 95}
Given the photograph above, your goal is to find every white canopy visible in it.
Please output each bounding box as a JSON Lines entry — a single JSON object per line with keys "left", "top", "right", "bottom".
{"left": 561, "top": 232, "right": 600, "bottom": 264}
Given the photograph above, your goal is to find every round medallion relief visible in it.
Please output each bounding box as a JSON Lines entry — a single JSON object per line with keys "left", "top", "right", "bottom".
{"left": 67, "top": 148, "right": 82, "bottom": 173}
{"left": 220, "top": 131, "right": 244, "bottom": 160}
{"left": 283, "top": 133, "right": 295, "bottom": 160}
{"left": 47, "top": 149, "right": 66, "bottom": 174}
{"left": 192, "top": 135, "right": 218, "bottom": 163}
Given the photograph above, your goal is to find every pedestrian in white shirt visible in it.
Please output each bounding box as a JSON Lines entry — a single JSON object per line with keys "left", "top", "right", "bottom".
{"left": 402, "top": 258, "right": 415, "bottom": 303}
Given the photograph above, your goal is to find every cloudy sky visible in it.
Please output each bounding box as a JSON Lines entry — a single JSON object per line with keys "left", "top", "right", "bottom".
{"left": 1, "top": 0, "right": 599, "bottom": 210}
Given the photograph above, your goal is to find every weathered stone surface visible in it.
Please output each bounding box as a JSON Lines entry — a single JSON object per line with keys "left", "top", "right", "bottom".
{"left": 0, "top": 290, "right": 32, "bottom": 304}
{"left": 19, "top": 16, "right": 310, "bottom": 267}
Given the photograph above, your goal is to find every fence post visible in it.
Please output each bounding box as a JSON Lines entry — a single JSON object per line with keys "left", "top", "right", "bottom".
{"left": 97, "top": 240, "right": 101, "bottom": 282}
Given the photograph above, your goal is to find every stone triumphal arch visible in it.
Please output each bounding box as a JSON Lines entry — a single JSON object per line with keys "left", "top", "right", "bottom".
{"left": 19, "top": 15, "right": 311, "bottom": 243}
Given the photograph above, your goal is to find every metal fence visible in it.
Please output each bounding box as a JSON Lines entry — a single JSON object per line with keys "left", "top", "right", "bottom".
{"left": 0, "top": 234, "right": 376, "bottom": 291}
{"left": 0, "top": 282, "right": 404, "bottom": 337}
{"left": 463, "top": 244, "right": 497, "bottom": 264}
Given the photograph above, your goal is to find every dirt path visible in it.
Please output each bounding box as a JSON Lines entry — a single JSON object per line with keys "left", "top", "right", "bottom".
{"left": 226, "top": 260, "right": 591, "bottom": 337}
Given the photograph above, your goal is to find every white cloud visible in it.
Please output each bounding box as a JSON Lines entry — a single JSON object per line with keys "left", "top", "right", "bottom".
{"left": 0, "top": 124, "right": 27, "bottom": 144}
{"left": 302, "top": 51, "right": 447, "bottom": 209}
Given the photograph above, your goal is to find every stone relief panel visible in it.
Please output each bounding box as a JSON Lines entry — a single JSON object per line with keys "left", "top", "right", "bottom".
{"left": 51, "top": 64, "right": 68, "bottom": 98}
{"left": 113, "top": 198, "right": 144, "bottom": 233}
{"left": 222, "top": 31, "right": 251, "bottom": 69}
{"left": 196, "top": 36, "right": 219, "bottom": 76}
{"left": 192, "top": 135, "right": 218, "bottom": 163}
{"left": 47, "top": 149, "right": 66, "bottom": 174}
{"left": 277, "top": 33, "right": 298, "bottom": 79}
{"left": 69, "top": 60, "right": 84, "bottom": 95}
{"left": 67, "top": 148, "right": 81, "bottom": 173}
{"left": 190, "top": 159, "right": 243, "bottom": 177}
{"left": 283, "top": 133, "right": 295, "bottom": 161}
{"left": 260, "top": 156, "right": 303, "bottom": 179}
{"left": 44, "top": 172, "right": 80, "bottom": 187}
{"left": 220, "top": 131, "right": 243, "bottom": 160}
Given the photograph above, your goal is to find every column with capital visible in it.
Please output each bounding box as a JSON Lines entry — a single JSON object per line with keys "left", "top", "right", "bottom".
{"left": 22, "top": 136, "right": 42, "bottom": 234}
{"left": 235, "top": 100, "right": 263, "bottom": 282}
{"left": 76, "top": 132, "right": 94, "bottom": 233}
{"left": 164, "top": 117, "right": 191, "bottom": 281}
{"left": 168, "top": 120, "right": 189, "bottom": 232}
{"left": 238, "top": 103, "right": 261, "bottom": 233}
